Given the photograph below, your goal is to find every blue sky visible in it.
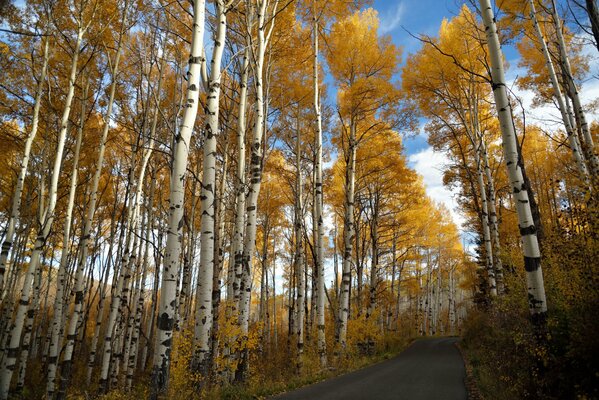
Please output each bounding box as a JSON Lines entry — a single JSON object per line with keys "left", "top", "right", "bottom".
{"left": 357, "top": 0, "right": 599, "bottom": 236}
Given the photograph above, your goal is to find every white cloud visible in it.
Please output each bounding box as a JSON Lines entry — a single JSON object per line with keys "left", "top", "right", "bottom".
{"left": 379, "top": 2, "right": 405, "bottom": 34}
{"left": 505, "top": 40, "right": 599, "bottom": 129}
{"left": 409, "top": 147, "right": 466, "bottom": 229}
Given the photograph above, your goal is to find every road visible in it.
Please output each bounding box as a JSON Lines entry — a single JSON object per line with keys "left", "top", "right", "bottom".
{"left": 271, "top": 337, "right": 467, "bottom": 400}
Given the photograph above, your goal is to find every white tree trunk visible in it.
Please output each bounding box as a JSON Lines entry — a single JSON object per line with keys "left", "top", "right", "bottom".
{"left": 474, "top": 135, "right": 497, "bottom": 296}
{"left": 479, "top": 0, "right": 548, "bottom": 320}
{"left": 480, "top": 138, "right": 504, "bottom": 294}
{"left": 46, "top": 80, "right": 87, "bottom": 398}
{"left": 294, "top": 127, "right": 305, "bottom": 373}
{"left": 549, "top": 0, "right": 599, "bottom": 177}
{"left": 0, "top": 38, "right": 49, "bottom": 295}
{"left": 193, "top": 0, "right": 227, "bottom": 371}
{"left": 152, "top": 0, "right": 205, "bottom": 393}
{"left": 230, "top": 47, "right": 249, "bottom": 308}
{"left": 0, "top": 26, "right": 83, "bottom": 400}
{"left": 528, "top": 0, "right": 591, "bottom": 186}
{"left": 337, "top": 122, "right": 357, "bottom": 349}
{"left": 239, "top": 0, "right": 269, "bottom": 343}
{"left": 313, "top": 16, "right": 327, "bottom": 369}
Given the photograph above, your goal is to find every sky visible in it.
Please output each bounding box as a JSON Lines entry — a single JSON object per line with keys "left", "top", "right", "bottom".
{"left": 364, "top": 0, "right": 599, "bottom": 242}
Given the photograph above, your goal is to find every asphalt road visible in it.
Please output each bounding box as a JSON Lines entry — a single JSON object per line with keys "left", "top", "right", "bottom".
{"left": 271, "top": 337, "right": 467, "bottom": 400}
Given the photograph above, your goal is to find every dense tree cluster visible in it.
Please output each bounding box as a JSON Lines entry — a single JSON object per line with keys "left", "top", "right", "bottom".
{"left": 0, "top": 0, "right": 596, "bottom": 399}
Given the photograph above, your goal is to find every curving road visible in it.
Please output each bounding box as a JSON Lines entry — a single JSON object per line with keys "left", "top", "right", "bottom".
{"left": 271, "top": 337, "right": 467, "bottom": 400}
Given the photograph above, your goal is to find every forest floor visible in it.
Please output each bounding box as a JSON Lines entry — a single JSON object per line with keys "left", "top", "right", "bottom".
{"left": 269, "top": 337, "right": 467, "bottom": 400}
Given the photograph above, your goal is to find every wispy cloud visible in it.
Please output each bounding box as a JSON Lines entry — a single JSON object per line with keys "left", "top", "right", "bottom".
{"left": 409, "top": 147, "right": 465, "bottom": 229}
{"left": 379, "top": 2, "right": 405, "bottom": 34}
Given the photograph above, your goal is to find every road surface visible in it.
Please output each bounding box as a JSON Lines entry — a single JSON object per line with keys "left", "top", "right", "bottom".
{"left": 271, "top": 337, "right": 467, "bottom": 400}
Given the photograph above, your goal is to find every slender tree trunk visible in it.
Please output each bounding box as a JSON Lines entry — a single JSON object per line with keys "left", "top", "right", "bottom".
{"left": 312, "top": 14, "right": 327, "bottom": 369}
{"left": 47, "top": 79, "right": 87, "bottom": 397}
{"left": 479, "top": 0, "right": 548, "bottom": 323}
{"left": 194, "top": 0, "right": 227, "bottom": 372}
{"left": 0, "top": 25, "right": 83, "bottom": 399}
{"left": 151, "top": 0, "right": 205, "bottom": 394}
{"left": 0, "top": 38, "right": 49, "bottom": 296}
{"left": 337, "top": 121, "right": 357, "bottom": 349}
{"left": 230, "top": 47, "right": 249, "bottom": 311}
{"left": 474, "top": 134, "right": 497, "bottom": 296}
{"left": 480, "top": 138, "right": 504, "bottom": 294}
{"left": 294, "top": 126, "right": 305, "bottom": 374}
{"left": 528, "top": 0, "right": 591, "bottom": 186}
{"left": 237, "top": 0, "right": 275, "bottom": 380}
{"left": 549, "top": 0, "right": 599, "bottom": 178}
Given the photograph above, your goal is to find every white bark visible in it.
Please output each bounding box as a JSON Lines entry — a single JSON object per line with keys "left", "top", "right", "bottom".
{"left": 294, "top": 127, "right": 305, "bottom": 373}
{"left": 46, "top": 80, "right": 87, "bottom": 398}
{"left": 479, "top": 0, "right": 547, "bottom": 319}
{"left": 230, "top": 47, "right": 249, "bottom": 310}
{"left": 193, "top": 0, "right": 228, "bottom": 370}
{"left": 337, "top": 122, "right": 357, "bottom": 349}
{"left": 0, "top": 25, "right": 83, "bottom": 400}
{"left": 474, "top": 135, "right": 497, "bottom": 296}
{"left": 152, "top": 0, "right": 205, "bottom": 393}
{"left": 528, "top": 0, "right": 591, "bottom": 186}
{"left": 480, "top": 138, "right": 504, "bottom": 294}
{"left": 549, "top": 0, "right": 599, "bottom": 177}
{"left": 313, "top": 16, "right": 327, "bottom": 368}
{"left": 0, "top": 38, "right": 50, "bottom": 295}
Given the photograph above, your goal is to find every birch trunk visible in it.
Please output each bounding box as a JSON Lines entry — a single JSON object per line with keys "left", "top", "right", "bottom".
{"left": 194, "top": 0, "right": 227, "bottom": 371}
{"left": 151, "top": 0, "right": 205, "bottom": 393}
{"left": 474, "top": 135, "right": 497, "bottom": 296}
{"left": 549, "top": 0, "right": 599, "bottom": 177}
{"left": 0, "top": 25, "right": 83, "bottom": 400}
{"left": 313, "top": 15, "right": 327, "bottom": 368}
{"left": 479, "top": 0, "right": 547, "bottom": 321}
{"left": 294, "top": 127, "right": 305, "bottom": 373}
{"left": 238, "top": 0, "right": 275, "bottom": 377}
{"left": 528, "top": 0, "right": 591, "bottom": 186}
{"left": 46, "top": 80, "right": 87, "bottom": 397}
{"left": 337, "top": 122, "right": 357, "bottom": 349}
{"left": 230, "top": 47, "right": 249, "bottom": 309}
{"left": 0, "top": 38, "right": 49, "bottom": 295}
{"left": 480, "top": 138, "right": 504, "bottom": 294}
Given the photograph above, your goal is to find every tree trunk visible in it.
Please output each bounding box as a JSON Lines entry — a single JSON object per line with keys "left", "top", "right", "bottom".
{"left": 479, "top": 0, "right": 548, "bottom": 323}
{"left": 549, "top": 0, "right": 599, "bottom": 178}
{"left": 528, "top": 0, "right": 591, "bottom": 186}
{"left": 150, "top": 0, "right": 205, "bottom": 394}
{"left": 0, "top": 38, "right": 49, "bottom": 295}
{"left": 0, "top": 25, "right": 83, "bottom": 400}
{"left": 193, "top": 0, "right": 227, "bottom": 373}
{"left": 337, "top": 121, "right": 357, "bottom": 349}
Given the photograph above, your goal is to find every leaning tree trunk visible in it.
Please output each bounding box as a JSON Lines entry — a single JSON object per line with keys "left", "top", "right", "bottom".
{"left": 0, "top": 38, "right": 49, "bottom": 295}
{"left": 528, "top": 0, "right": 591, "bottom": 187}
{"left": 62, "top": 5, "right": 130, "bottom": 394}
{"left": 479, "top": 0, "right": 548, "bottom": 323}
{"left": 193, "top": 0, "right": 228, "bottom": 373}
{"left": 46, "top": 79, "right": 87, "bottom": 398}
{"left": 549, "top": 0, "right": 599, "bottom": 178}
{"left": 0, "top": 25, "right": 83, "bottom": 400}
{"left": 151, "top": 0, "right": 206, "bottom": 394}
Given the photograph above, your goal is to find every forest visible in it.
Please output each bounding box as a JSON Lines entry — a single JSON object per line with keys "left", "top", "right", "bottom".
{"left": 0, "top": 0, "right": 597, "bottom": 398}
